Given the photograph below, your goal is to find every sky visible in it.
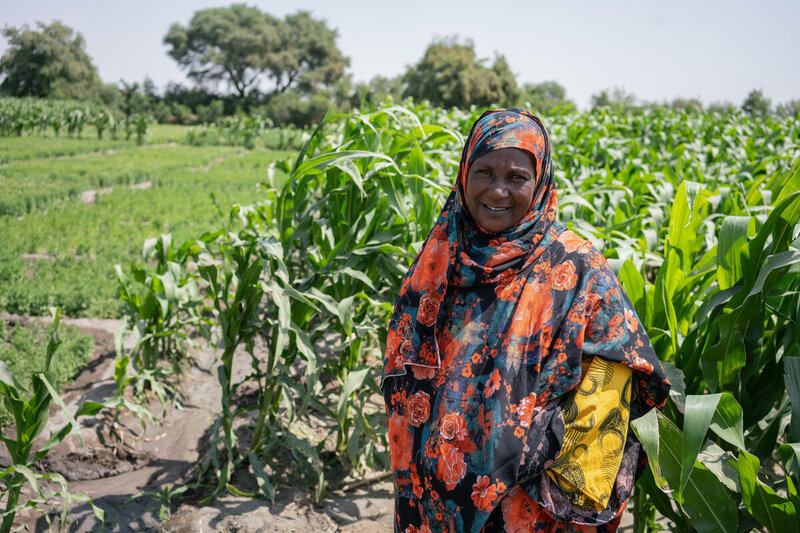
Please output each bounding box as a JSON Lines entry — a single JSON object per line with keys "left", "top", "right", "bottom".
{"left": 1, "top": 0, "right": 798, "bottom": 109}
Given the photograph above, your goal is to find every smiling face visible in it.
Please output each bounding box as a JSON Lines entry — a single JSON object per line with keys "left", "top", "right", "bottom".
{"left": 464, "top": 147, "right": 537, "bottom": 233}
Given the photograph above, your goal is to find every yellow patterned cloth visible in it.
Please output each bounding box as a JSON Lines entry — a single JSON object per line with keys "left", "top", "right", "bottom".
{"left": 546, "top": 356, "right": 632, "bottom": 511}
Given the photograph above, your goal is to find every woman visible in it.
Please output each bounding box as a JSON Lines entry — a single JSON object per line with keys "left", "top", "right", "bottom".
{"left": 381, "top": 109, "right": 670, "bottom": 532}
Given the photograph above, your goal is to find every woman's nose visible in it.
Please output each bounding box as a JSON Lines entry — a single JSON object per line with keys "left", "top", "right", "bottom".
{"left": 486, "top": 179, "right": 510, "bottom": 199}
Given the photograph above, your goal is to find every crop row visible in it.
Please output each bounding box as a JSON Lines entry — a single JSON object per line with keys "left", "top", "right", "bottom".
{"left": 0, "top": 97, "right": 150, "bottom": 143}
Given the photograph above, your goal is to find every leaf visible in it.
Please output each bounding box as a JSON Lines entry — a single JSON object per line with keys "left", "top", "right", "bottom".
{"left": 0, "top": 359, "right": 25, "bottom": 392}
{"left": 661, "top": 361, "right": 686, "bottom": 412}
{"left": 337, "top": 295, "right": 355, "bottom": 337}
{"left": 681, "top": 394, "right": 723, "bottom": 498}
{"left": 337, "top": 366, "right": 370, "bottom": 418}
{"left": 630, "top": 408, "right": 665, "bottom": 488}
{"left": 619, "top": 260, "right": 646, "bottom": 319}
{"left": 333, "top": 158, "right": 365, "bottom": 196}
{"left": 248, "top": 451, "right": 275, "bottom": 502}
{"left": 748, "top": 250, "right": 800, "bottom": 298}
{"left": 738, "top": 450, "right": 798, "bottom": 532}
{"left": 38, "top": 373, "right": 86, "bottom": 449}
{"left": 340, "top": 267, "right": 376, "bottom": 290}
{"left": 779, "top": 443, "right": 800, "bottom": 489}
{"left": 709, "top": 392, "right": 746, "bottom": 451}
{"left": 697, "top": 441, "right": 739, "bottom": 492}
{"left": 786, "top": 358, "right": 800, "bottom": 442}
{"left": 657, "top": 413, "right": 738, "bottom": 533}
{"left": 292, "top": 150, "right": 398, "bottom": 181}
{"left": 717, "top": 215, "right": 752, "bottom": 290}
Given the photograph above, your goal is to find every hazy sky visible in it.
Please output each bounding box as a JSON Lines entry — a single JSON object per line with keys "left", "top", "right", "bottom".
{"left": 2, "top": 0, "right": 798, "bottom": 109}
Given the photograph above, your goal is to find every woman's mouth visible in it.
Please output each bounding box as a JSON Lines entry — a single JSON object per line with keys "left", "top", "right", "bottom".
{"left": 483, "top": 203, "right": 512, "bottom": 213}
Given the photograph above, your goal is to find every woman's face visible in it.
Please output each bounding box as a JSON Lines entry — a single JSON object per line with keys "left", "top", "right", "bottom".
{"left": 465, "top": 147, "right": 537, "bottom": 233}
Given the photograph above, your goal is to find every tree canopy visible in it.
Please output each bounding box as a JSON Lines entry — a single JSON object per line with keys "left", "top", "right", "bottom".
{"left": 590, "top": 87, "right": 637, "bottom": 111}
{"left": 403, "top": 38, "right": 519, "bottom": 109}
{"left": 0, "top": 21, "right": 103, "bottom": 100}
{"left": 164, "top": 5, "right": 348, "bottom": 98}
{"left": 519, "top": 81, "right": 575, "bottom": 114}
{"left": 742, "top": 89, "right": 771, "bottom": 116}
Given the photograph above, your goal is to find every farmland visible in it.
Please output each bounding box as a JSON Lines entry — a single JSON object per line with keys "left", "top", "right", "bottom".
{"left": 1, "top": 97, "right": 800, "bottom": 532}
{"left": 0, "top": 126, "right": 292, "bottom": 317}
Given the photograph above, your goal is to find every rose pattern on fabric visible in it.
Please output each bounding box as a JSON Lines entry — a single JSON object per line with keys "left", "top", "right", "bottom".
{"left": 440, "top": 413, "right": 468, "bottom": 442}
{"left": 437, "top": 442, "right": 468, "bottom": 491}
{"left": 418, "top": 293, "right": 441, "bottom": 327}
{"left": 408, "top": 390, "right": 431, "bottom": 426}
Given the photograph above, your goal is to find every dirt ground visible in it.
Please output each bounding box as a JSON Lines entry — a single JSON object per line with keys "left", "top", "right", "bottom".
{"left": 1, "top": 317, "right": 634, "bottom": 532}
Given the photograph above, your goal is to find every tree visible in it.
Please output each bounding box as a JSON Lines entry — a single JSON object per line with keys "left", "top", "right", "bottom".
{"left": 403, "top": 37, "right": 519, "bottom": 109}
{"left": 351, "top": 75, "right": 405, "bottom": 108}
{"left": 776, "top": 99, "right": 800, "bottom": 119}
{"left": 590, "top": 87, "right": 636, "bottom": 111}
{"left": 267, "top": 11, "right": 349, "bottom": 94}
{"left": 742, "top": 89, "right": 771, "bottom": 117}
{"left": 163, "top": 5, "right": 348, "bottom": 99}
{"left": 707, "top": 101, "right": 736, "bottom": 115}
{"left": 670, "top": 97, "right": 703, "bottom": 113}
{"left": 518, "top": 81, "right": 575, "bottom": 114}
{"left": 0, "top": 21, "right": 103, "bottom": 100}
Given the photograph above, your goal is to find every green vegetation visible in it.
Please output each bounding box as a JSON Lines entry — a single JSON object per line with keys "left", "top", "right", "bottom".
{"left": 0, "top": 309, "right": 104, "bottom": 533}
{"left": 164, "top": 6, "right": 348, "bottom": 100}
{"left": 0, "top": 22, "right": 107, "bottom": 101}
{"left": 0, "top": 132, "right": 291, "bottom": 317}
{"left": 0, "top": 318, "right": 94, "bottom": 426}
{"left": 0, "top": 97, "right": 151, "bottom": 143}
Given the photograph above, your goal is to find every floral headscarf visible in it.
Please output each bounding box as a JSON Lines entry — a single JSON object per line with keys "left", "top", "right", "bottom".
{"left": 382, "top": 109, "right": 669, "bottom": 531}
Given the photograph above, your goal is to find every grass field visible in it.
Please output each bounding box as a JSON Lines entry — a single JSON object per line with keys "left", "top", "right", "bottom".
{"left": 0, "top": 128, "right": 292, "bottom": 317}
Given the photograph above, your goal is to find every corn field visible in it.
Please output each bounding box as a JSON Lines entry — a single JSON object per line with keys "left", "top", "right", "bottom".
{"left": 3, "top": 100, "right": 800, "bottom": 531}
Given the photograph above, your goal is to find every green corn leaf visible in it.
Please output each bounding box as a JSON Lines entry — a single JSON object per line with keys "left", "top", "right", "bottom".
{"left": 697, "top": 441, "right": 739, "bottom": 492}
{"left": 717, "top": 215, "right": 752, "bottom": 290}
{"left": 786, "top": 358, "right": 800, "bottom": 442}
{"left": 748, "top": 250, "right": 800, "bottom": 298}
{"left": 619, "top": 260, "right": 646, "bottom": 320}
{"left": 337, "top": 366, "right": 370, "bottom": 418}
{"left": 738, "top": 450, "right": 798, "bottom": 532}
{"left": 340, "top": 267, "right": 376, "bottom": 290}
{"left": 248, "top": 451, "right": 275, "bottom": 503}
{"left": 657, "top": 413, "right": 738, "bottom": 533}
{"left": 709, "top": 392, "right": 746, "bottom": 451}
{"left": 661, "top": 361, "right": 686, "bottom": 412}
{"left": 37, "top": 373, "right": 86, "bottom": 449}
{"left": 336, "top": 295, "right": 355, "bottom": 337}
{"left": 630, "top": 408, "right": 665, "bottom": 488}
{"left": 0, "top": 359, "right": 25, "bottom": 392}
{"left": 45, "top": 307, "right": 62, "bottom": 371}
{"left": 680, "top": 394, "right": 723, "bottom": 498}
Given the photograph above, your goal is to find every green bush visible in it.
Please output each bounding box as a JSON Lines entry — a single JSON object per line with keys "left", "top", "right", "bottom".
{"left": 264, "top": 92, "right": 329, "bottom": 127}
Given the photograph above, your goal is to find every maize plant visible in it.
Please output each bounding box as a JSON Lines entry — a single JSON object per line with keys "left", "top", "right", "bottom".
{"left": 0, "top": 308, "right": 105, "bottom": 532}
